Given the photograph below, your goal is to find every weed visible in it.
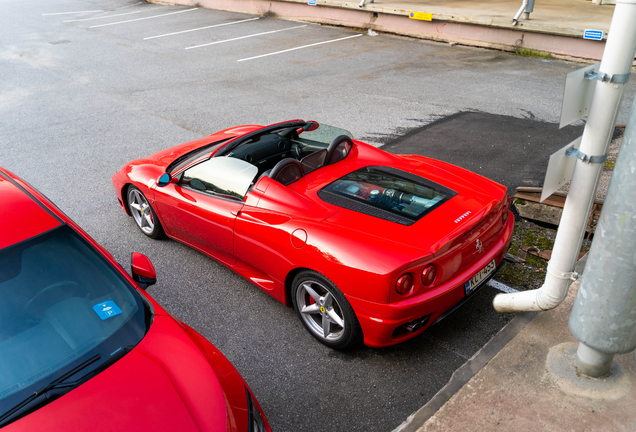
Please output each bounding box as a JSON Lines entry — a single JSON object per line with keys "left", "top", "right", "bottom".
{"left": 516, "top": 49, "right": 551, "bottom": 59}
{"left": 496, "top": 220, "right": 591, "bottom": 290}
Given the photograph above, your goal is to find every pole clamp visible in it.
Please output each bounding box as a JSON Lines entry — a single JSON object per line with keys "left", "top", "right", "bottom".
{"left": 548, "top": 266, "right": 579, "bottom": 281}
{"left": 565, "top": 145, "right": 607, "bottom": 164}
{"left": 584, "top": 70, "right": 631, "bottom": 84}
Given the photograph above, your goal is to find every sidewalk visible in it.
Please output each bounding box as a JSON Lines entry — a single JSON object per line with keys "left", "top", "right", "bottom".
{"left": 395, "top": 280, "right": 636, "bottom": 432}
{"left": 160, "top": 0, "right": 616, "bottom": 60}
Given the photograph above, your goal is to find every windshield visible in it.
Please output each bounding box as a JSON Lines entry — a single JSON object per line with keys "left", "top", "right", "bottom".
{"left": 318, "top": 166, "right": 457, "bottom": 225}
{"left": 0, "top": 226, "right": 147, "bottom": 417}
{"left": 183, "top": 157, "right": 258, "bottom": 200}
{"left": 167, "top": 138, "right": 231, "bottom": 174}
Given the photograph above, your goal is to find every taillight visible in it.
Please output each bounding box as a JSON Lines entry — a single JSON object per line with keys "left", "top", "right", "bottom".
{"left": 502, "top": 194, "right": 511, "bottom": 224}
{"left": 396, "top": 273, "right": 413, "bottom": 295}
{"left": 421, "top": 264, "right": 437, "bottom": 286}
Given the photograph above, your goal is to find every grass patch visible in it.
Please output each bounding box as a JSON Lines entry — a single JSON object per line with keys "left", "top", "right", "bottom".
{"left": 496, "top": 220, "right": 592, "bottom": 290}
{"left": 496, "top": 220, "right": 555, "bottom": 289}
{"left": 515, "top": 49, "right": 551, "bottom": 59}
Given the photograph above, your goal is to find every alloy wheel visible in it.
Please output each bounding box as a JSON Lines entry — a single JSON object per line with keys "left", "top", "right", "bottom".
{"left": 128, "top": 188, "right": 155, "bottom": 235}
{"left": 296, "top": 279, "right": 346, "bottom": 342}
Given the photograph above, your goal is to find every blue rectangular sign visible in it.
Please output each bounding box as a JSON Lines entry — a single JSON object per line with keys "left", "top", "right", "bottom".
{"left": 308, "top": 0, "right": 317, "bottom": 4}
{"left": 583, "top": 29, "right": 603, "bottom": 41}
{"left": 93, "top": 301, "right": 123, "bottom": 320}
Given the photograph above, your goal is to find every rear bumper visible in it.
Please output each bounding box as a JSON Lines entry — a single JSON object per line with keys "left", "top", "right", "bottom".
{"left": 349, "top": 212, "right": 514, "bottom": 348}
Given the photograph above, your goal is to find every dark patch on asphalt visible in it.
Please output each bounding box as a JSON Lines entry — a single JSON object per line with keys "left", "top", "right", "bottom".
{"left": 383, "top": 111, "right": 585, "bottom": 194}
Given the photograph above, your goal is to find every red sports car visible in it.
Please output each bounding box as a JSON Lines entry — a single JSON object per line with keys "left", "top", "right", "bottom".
{"left": 112, "top": 120, "right": 514, "bottom": 349}
{"left": 0, "top": 167, "right": 270, "bottom": 432}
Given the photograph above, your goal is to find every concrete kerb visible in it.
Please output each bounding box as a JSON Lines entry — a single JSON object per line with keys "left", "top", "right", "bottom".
{"left": 153, "top": 0, "right": 607, "bottom": 60}
{"left": 393, "top": 310, "right": 538, "bottom": 432}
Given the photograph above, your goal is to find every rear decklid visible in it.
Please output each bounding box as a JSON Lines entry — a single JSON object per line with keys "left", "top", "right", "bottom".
{"left": 322, "top": 159, "right": 507, "bottom": 256}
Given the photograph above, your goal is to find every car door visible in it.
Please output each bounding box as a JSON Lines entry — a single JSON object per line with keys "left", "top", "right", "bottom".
{"left": 153, "top": 157, "right": 258, "bottom": 266}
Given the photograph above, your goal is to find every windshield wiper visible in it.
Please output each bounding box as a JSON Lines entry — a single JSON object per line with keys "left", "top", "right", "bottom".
{"left": 0, "top": 343, "right": 138, "bottom": 427}
{"left": 0, "top": 354, "right": 101, "bottom": 426}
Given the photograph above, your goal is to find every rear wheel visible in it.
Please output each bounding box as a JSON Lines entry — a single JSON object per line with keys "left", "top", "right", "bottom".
{"left": 127, "top": 186, "right": 165, "bottom": 239}
{"left": 291, "top": 271, "right": 362, "bottom": 349}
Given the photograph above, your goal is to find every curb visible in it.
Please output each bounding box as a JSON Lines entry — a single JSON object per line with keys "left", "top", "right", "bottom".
{"left": 393, "top": 310, "right": 539, "bottom": 432}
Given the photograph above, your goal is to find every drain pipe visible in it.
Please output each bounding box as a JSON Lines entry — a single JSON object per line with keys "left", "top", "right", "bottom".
{"left": 494, "top": 0, "right": 636, "bottom": 314}
{"left": 512, "top": 0, "right": 529, "bottom": 25}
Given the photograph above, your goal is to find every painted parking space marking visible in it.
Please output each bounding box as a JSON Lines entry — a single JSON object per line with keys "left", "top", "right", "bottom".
{"left": 89, "top": 8, "right": 198, "bottom": 29}
{"left": 487, "top": 280, "right": 518, "bottom": 294}
{"left": 144, "top": 17, "right": 260, "bottom": 40}
{"left": 185, "top": 24, "right": 307, "bottom": 50}
{"left": 42, "top": 10, "right": 104, "bottom": 16}
{"left": 42, "top": 1, "right": 145, "bottom": 16}
{"left": 106, "top": 1, "right": 146, "bottom": 10}
{"left": 64, "top": 6, "right": 169, "bottom": 23}
{"left": 64, "top": 10, "right": 143, "bottom": 23}
{"left": 237, "top": 33, "right": 363, "bottom": 62}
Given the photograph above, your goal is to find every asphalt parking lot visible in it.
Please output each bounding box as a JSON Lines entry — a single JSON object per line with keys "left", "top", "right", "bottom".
{"left": 2, "top": 0, "right": 636, "bottom": 430}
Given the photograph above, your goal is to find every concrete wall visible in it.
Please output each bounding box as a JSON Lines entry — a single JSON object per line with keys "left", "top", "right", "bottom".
{"left": 153, "top": 0, "right": 606, "bottom": 60}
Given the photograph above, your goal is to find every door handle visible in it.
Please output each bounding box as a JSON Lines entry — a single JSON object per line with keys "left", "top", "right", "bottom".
{"left": 231, "top": 210, "right": 241, "bottom": 216}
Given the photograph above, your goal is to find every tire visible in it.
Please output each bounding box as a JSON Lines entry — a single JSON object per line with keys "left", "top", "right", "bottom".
{"left": 126, "top": 186, "right": 165, "bottom": 239}
{"left": 291, "top": 270, "right": 362, "bottom": 349}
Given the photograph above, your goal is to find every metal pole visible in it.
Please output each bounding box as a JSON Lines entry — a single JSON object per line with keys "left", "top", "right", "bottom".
{"left": 524, "top": 0, "right": 535, "bottom": 20}
{"left": 569, "top": 91, "right": 636, "bottom": 378}
{"left": 494, "top": 0, "right": 636, "bottom": 314}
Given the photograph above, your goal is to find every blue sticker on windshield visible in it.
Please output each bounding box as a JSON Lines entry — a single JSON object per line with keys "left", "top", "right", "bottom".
{"left": 93, "top": 301, "right": 122, "bottom": 320}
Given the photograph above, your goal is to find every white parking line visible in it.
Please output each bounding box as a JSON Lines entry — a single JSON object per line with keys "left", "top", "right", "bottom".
{"left": 42, "top": 1, "right": 144, "bottom": 16}
{"left": 42, "top": 10, "right": 104, "bottom": 16}
{"left": 64, "top": 11, "right": 142, "bottom": 23}
{"left": 487, "top": 280, "right": 518, "bottom": 294}
{"left": 111, "top": 1, "right": 146, "bottom": 10}
{"left": 89, "top": 8, "right": 198, "bottom": 29}
{"left": 185, "top": 25, "right": 307, "bottom": 50}
{"left": 237, "top": 33, "right": 363, "bottom": 62}
{"left": 144, "top": 17, "right": 260, "bottom": 40}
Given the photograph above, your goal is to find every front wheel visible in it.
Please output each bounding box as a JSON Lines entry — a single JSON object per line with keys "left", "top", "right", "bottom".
{"left": 291, "top": 271, "right": 362, "bottom": 349}
{"left": 127, "top": 186, "right": 165, "bottom": 239}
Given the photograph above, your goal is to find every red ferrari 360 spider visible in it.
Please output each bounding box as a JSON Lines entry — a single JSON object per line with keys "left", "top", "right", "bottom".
{"left": 112, "top": 120, "right": 514, "bottom": 349}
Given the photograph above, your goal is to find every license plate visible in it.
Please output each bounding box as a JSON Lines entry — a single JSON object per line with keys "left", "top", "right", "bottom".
{"left": 465, "top": 259, "right": 496, "bottom": 295}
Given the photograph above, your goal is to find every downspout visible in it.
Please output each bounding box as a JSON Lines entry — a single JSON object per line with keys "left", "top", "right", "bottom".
{"left": 512, "top": 0, "right": 528, "bottom": 25}
{"left": 494, "top": 0, "right": 636, "bottom": 313}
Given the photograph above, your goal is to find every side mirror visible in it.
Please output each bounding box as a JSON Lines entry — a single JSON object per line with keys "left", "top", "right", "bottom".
{"left": 131, "top": 252, "right": 157, "bottom": 290}
{"left": 157, "top": 173, "right": 172, "bottom": 187}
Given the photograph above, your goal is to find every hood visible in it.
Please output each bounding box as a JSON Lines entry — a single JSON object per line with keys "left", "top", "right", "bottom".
{"left": 6, "top": 317, "right": 232, "bottom": 432}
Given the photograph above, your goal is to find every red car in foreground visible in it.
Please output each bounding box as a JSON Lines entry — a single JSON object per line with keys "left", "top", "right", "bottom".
{"left": 112, "top": 120, "right": 514, "bottom": 349}
{"left": 0, "top": 167, "right": 270, "bottom": 432}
